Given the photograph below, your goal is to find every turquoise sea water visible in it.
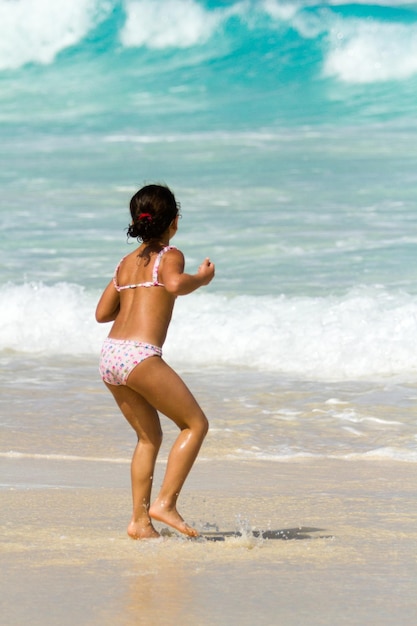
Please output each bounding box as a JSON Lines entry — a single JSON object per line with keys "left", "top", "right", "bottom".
{"left": 1, "top": 0, "right": 417, "bottom": 462}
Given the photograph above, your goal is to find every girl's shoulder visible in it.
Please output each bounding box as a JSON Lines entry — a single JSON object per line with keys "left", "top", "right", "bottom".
{"left": 159, "top": 244, "right": 181, "bottom": 256}
{"left": 158, "top": 245, "right": 184, "bottom": 263}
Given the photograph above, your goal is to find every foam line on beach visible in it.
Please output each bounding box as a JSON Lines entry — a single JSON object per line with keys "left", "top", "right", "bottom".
{"left": 0, "top": 451, "right": 130, "bottom": 464}
{"left": 229, "top": 448, "right": 417, "bottom": 463}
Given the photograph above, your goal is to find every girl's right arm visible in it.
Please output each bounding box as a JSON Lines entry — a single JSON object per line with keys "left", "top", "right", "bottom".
{"left": 95, "top": 280, "right": 120, "bottom": 323}
{"left": 161, "top": 250, "right": 215, "bottom": 296}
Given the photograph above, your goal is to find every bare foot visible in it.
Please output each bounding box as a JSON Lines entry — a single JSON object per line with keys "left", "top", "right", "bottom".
{"left": 149, "top": 500, "right": 199, "bottom": 537}
{"left": 127, "top": 519, "right": 160, "bottom": 540}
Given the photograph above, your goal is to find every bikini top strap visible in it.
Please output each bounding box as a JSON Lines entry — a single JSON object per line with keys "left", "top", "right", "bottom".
{"left": 152, "top": 246, "right": 178, "bottom": 284}
{"left": 112, "top": 255, "right": 128, "bottom": 291}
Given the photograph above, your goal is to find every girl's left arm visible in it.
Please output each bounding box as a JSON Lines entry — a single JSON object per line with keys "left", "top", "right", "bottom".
{"left": 95, "top": 280, "right": 120, "bottom": 323}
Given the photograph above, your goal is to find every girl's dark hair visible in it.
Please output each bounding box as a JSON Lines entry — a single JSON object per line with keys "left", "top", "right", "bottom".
{"left": 127, "top": 184, "right": 179, "bottom": 242}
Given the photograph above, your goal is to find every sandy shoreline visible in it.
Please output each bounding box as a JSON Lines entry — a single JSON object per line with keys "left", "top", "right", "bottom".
{"left": 1, "top": 456, "right": 416, "bottom": 625}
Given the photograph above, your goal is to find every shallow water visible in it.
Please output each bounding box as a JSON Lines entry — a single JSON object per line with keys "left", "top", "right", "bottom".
{"left": 1, "top": 357, "right": 417, "bottom": 465}
{"left": 2, "top": 458, "right": 417, "bottom": 626}
{"left": 2, "top": 355, "right": 417, "bottom": 625}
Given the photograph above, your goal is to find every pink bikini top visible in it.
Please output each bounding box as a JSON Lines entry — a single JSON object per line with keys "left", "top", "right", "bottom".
{"left": 113, "top": 246, "right": 177, "bottom": 291}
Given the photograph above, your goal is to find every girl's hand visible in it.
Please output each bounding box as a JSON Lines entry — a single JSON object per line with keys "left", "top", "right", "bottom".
{"left": 198, "top": 258, "right": 215, "bottom": 285}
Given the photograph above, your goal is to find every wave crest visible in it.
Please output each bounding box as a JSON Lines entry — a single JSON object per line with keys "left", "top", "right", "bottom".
{"left": 0, "top": 0, "right": 111, "bottom": 71}
{"left": 2, "top": 282, "right": 417, "bottom": 381}
{"left": 121, "top": 0, "right": 223, "bottom": 49}
{"left": 324, "top": 19, "right": 417, "bottom": 83}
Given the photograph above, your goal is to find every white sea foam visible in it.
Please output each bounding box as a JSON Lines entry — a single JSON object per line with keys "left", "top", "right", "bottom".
{"left": 168, "top": 289, "right": 417, "bottom": 380}
{"left": 231, "top": 448, "right": 417, "bottom": 463}
{"left": 0, "top": 451, "right": 129, "bottom": 464}
{"left": 324, "top": 20, "right": 417, "bottom": 83}
{"left": 1, "top": 282, "right": 417, "bottom": 381}
{"left": 0, "top": 282, "right": 106, "bottom": 355}
{"left": 260, "top": 0, "right": 300, "bottom": 22}
{"left": 121, "top": 0, "right": 225, "bottom": 49}
{"left": 0, "top": 0, "right": 111, "bottom": 70}
{"left": 346, "top": 447, "right": 417, "bottom": 463}
{"left": 263, "top": 1, "right": 417, "bottom": 84}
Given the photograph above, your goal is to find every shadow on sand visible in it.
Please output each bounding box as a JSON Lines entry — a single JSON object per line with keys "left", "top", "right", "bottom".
{"left": 200, "top": 527, "right": 333, "bottom": 542}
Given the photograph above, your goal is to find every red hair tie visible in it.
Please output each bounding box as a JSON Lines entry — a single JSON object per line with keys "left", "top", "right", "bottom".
{"left": 138, "top": 213, "right": 153, "bottom": 222}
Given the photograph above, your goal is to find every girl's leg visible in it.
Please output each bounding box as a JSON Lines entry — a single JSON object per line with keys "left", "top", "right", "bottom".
{"left": 105, "top": 382, "right": 162, "bottom": 539}
{"left": 126, "top": 357, "right": 209, "bottom": 537}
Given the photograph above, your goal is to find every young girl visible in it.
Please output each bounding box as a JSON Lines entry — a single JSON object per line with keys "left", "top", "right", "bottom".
{"left": 96, "top": 184, "right": 215, "bottom": 539}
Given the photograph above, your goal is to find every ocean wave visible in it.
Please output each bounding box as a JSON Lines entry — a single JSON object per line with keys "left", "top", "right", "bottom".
{"left": 1, "top": 281, "right": 417, "bottom": 381}
{"left": 1, "top": 0, "right": 417, "bottom": 86}
{"left": 120, "top": 0, "right": 233, "bottom": 49}
{"left": 0, "top": 0, "right": 111, "bottom": 71}
{"left": 323, "top": 17, "right": 417, "bottom": 83}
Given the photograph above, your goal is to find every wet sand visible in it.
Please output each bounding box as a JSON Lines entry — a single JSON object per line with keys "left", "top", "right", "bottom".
{"left": 1, "top": 457, "right": 416, "bottom": 625}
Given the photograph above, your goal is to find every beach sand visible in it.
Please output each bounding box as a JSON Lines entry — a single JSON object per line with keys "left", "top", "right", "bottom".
{"left": 1, "top": 456, "right": 416, "bottom": 626}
